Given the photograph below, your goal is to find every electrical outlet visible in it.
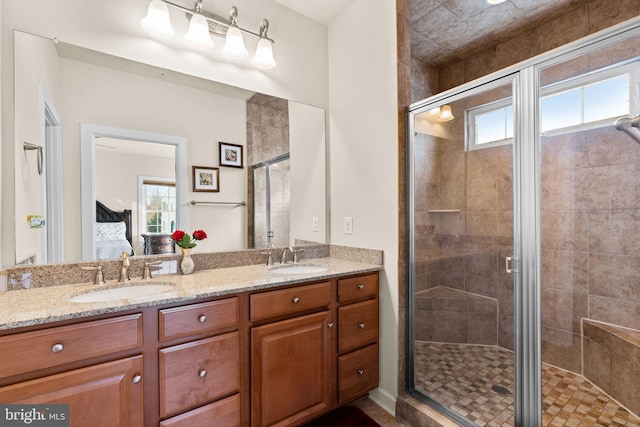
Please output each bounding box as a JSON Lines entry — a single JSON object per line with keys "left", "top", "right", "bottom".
{"left": 312, "top": 216, "right": 319, "bottom": 232}
{"left": 344, "top": 217, "right": 353, "bottom": 235}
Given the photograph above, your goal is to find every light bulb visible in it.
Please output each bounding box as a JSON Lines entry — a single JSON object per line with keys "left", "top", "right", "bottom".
{"left": 222, "top": 26, "right": 248, "bottom": 59}
{"left": 141, "top": 0, "right": 175, "bottom": 38}
{"left": 184, "top": 13, "right": 213, "bottom": 50}
{"left": 252, "top": 38, "right": 276, "bottom": 69}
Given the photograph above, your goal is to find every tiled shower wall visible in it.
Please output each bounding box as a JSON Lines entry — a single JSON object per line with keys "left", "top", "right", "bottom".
{"left": 541, "top": 126, "right": 640, "bottom": 372}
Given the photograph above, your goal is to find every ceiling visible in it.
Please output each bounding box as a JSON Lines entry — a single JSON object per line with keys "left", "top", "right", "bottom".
{"left": 273, "top": 0, "right": 584, "bottom": 68}
{"left": 410, "top": 0, "right": 583, "bottom": 67}
{"left": 273, "top": 0, "right": 354, "bottom": 25}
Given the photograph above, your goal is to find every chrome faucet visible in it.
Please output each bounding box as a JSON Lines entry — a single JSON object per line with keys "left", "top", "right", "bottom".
{"left": 120, "top": 252, "right": 130, "bottom": 282}
{"left": 81, "top": 265, "right": 105, "bottom": 285}
{"left": 141, "top": 260, "right": 162, "bottom": 280}
{"left": 280, "top": 247, "right": 291, "bottom": 264}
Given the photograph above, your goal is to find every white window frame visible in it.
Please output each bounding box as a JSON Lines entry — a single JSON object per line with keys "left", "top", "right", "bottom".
{"left": 539, "top": 61, "right": 640, "bottom": 137}
{"left": 137, "top": 176, "right": 176, "bottom": 243}
{"left": 466, "top": 61, "right": 640, "bottom": 150}
{"left": 467, "top": 98, "right": 514, "bottom": 151}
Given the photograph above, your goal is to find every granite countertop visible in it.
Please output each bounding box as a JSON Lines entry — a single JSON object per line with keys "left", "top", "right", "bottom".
{"left": 0, "top": 257, "right": 382, "bottom": 331}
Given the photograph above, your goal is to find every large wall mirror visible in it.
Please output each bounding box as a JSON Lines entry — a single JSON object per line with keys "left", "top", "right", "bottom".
{"left": 13, "top": 30, "right": 327, "bottom": 266}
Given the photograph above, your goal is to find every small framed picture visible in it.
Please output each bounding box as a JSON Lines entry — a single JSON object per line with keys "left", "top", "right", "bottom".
{"left": 192, "top": 166, "right": 220, "bottom": 192}
{"left": 219, "top": 142, "right": 243, "bottom": 168}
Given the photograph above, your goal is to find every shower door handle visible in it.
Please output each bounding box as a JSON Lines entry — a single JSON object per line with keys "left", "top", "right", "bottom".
{"left": 505, "top": 256, "right": 517, "bottom": 273}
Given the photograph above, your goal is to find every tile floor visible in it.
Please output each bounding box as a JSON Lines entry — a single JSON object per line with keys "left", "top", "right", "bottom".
{"left": 354, "top": 398, "right": 412, "bottom": 426}
{"left": 412, "top": 341, "right": 640, "bottom": 427}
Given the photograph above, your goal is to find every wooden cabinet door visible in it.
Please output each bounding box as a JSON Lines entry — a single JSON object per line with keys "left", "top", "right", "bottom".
{"left": 251, "top": 311, "right": 332, "bottom": 427}
{"left": 0, "top": 356, "right": 143, "bottom": 427}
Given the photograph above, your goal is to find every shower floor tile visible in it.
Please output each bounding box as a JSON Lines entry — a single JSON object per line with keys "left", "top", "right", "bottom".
{"left": 414, "top": 341, "right": 640, "bottom": 426}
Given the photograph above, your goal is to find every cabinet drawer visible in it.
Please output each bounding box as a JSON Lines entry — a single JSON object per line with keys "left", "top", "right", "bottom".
{"left": 250, "top": 281, "right": 331, "bottom": 322}
{"left": 338, "top": 344, "right": 379, "bottom": 404}
{"left": 159, "top": 331, "right": 239, "bottom": 417}
{"left": 338, "top": 273, "right": 378, "bottom": 303}
{"left": 0, "top": 314, "right": 143, "bottom": 379}
{"left": 159, "top": 297, "right": 238, "bottom": 341}
{"left": 338, "top": 299, "right": 378, "bottom": 354}
{"left": 160, "top": 394, "right": 240, "bottom": 427}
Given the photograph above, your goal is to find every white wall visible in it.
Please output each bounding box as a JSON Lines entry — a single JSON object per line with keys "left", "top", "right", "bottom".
{"left": 13, "top": 31, "right": 62, "bottom": 264}
{"left": 289, "top": 101, "right": 326, "bottom": 244}
{"left": 328, "top": 0, "right": 399, "bottom": 414}
{"left": 61, "top": 57, "right": 247, "bottom": 260}
{"left": 1, "top": 0, "right": 328, "bottom": 107}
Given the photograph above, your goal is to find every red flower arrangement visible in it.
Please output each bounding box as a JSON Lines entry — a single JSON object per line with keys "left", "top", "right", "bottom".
{"left": 172, "top": 229, "right": 207, "bottom": 249}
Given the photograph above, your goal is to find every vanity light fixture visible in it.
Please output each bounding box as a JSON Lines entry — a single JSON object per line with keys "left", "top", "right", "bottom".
{"left": 438, "top": 105, "right": 454, "bottom": 122}
{"left": 424, "top": 105, "right": 454, "bottom": 122}
{"left": 141, "top": 0, "right": 276, "bottom": 68}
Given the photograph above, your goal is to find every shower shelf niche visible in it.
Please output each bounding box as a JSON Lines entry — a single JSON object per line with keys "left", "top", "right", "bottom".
{"left": 427, "top": 209, "right": 461, "bottom": 213}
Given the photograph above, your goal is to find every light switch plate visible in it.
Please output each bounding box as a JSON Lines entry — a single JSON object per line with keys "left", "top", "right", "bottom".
{"left": 344, "top": 216, "right": 353, "bottom": 235}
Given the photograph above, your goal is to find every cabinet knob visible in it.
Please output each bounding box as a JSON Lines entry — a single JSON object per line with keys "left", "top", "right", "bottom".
{"left": 132, "top": 375, "right": 142, "bottom": 384}
{"left": 357, "top": 284, "right": 365, "bottom": 290}
{"left": 51, "top": 343, "right": 64, "bottom": 353}
{"left": 327, "top": 322, "right": 334, "bottom": 329}
{"left": 198, "top": 315, "right": 207, "bottom": 323}
{"left": 358, "top": 369, "right": 365, "bottom": 376}
{"left": 199, "top": 369, "right": 207, "bottom": 378}
{"left": 292, "top": 297, "right": 300, "bottom": 304}
{"left": 358, "top": 323, "right": 366, "bottom": 329}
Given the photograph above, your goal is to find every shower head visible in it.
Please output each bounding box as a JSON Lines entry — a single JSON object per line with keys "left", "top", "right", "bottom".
{"left": 614, "top": 115, "right": 640, "bottom": 144}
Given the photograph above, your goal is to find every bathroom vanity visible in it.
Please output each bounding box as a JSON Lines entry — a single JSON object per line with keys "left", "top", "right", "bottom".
{"left": 0, "top": 258, "right": 380, "bottom": 427}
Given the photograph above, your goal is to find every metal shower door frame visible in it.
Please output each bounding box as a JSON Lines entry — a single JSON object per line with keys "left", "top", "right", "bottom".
{"left": 406, "top": 16, "right": 640, "bottom": 427}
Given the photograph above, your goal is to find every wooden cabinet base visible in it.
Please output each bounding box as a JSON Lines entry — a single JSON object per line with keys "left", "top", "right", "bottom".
{"left": 0, "top": 356, "right": 144, "bottom": 427}
{"left": 251, "top": 311, "right": 332, "bottom": 427}
{"left": 160, "top": 394, "right": 240, "bottom": 427}
{"left": 338, "top": 344, "right": 379, "bottom": 404}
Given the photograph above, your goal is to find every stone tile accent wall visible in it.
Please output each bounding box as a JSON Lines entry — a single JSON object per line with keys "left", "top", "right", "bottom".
{"left": 541, "top": 125, "right": 640, "bottom": 372}
{"left": 412, "top": 0, "right": 640, "bottom": 94}
{"left": 583, "top": 320, "right": 640, "bottom": 416}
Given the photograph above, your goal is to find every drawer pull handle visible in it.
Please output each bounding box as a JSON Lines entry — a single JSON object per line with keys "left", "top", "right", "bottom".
{"left": 357, "top": 284, "right": 365, "bottom": 290}
{"left": 51, "top": 343, "right": 64, "bottom": 353}
{"left": 132, "top": 375, "right": 142, "bottom": 384}
{"left": 198, "top": 315, "right": 207, "bottom": 323}
{"left": 199, "top": 370, "right": 207, "bottom": 378}
{"left": 327, "top": 322, "right": 334, "bottom": 329}
{"left": 292, "top": 297, "right": 300, "bottom": 304}
{"left": 358, "top": 323, "right": 366, "bottom": 329}
{"left": 358, "top": 369, "right": 365, "bottom": 376}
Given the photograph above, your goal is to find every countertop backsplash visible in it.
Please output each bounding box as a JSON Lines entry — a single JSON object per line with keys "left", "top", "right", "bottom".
{"left": 0, "top": 244, "right": 384, "bottom": 291}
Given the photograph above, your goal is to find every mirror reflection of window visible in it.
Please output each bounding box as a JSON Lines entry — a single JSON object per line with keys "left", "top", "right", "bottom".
{"left": 140, "top": 179, "right": 176, "bottom": 236}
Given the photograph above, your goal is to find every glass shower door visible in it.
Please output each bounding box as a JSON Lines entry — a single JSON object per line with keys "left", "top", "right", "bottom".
{"left": 252, "top": 154, "right": 290, "bottom": 248}
{"left": 409, "top": 75, "right": 518, "bottom": 426}
{"left": 536, "top": 31, "right": 640, "bottom": 426}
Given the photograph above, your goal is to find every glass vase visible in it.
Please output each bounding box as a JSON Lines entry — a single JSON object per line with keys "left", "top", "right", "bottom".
{"left": 180, "top": 247, "right": 195, "bottom": 275}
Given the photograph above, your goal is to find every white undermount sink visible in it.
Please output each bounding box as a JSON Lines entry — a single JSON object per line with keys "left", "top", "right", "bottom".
{"left": 68, "top": 282, "right": 176, "bottom": 303}
{"left": 268, "top": 263, "right": 329, "bottom": 275}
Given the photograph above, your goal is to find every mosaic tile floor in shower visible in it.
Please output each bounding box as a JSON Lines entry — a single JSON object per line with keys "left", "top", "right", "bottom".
{"left": 414, "top": 341, "right": 640, "bottom": 426}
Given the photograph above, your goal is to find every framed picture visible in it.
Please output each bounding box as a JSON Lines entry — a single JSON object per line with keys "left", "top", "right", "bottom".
{"left": 219, "top": 142, "right": 243, "bottom": 168}
{"left": 192, "top": 166, "right": 220, "bottom": 192}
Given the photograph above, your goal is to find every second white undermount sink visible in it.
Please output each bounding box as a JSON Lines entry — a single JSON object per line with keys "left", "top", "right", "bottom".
{"left": 69, "top": 282, "right": 176, "bottom": 303}
{"left": 269, "top": 263, "right": 329, "bottom": 275}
